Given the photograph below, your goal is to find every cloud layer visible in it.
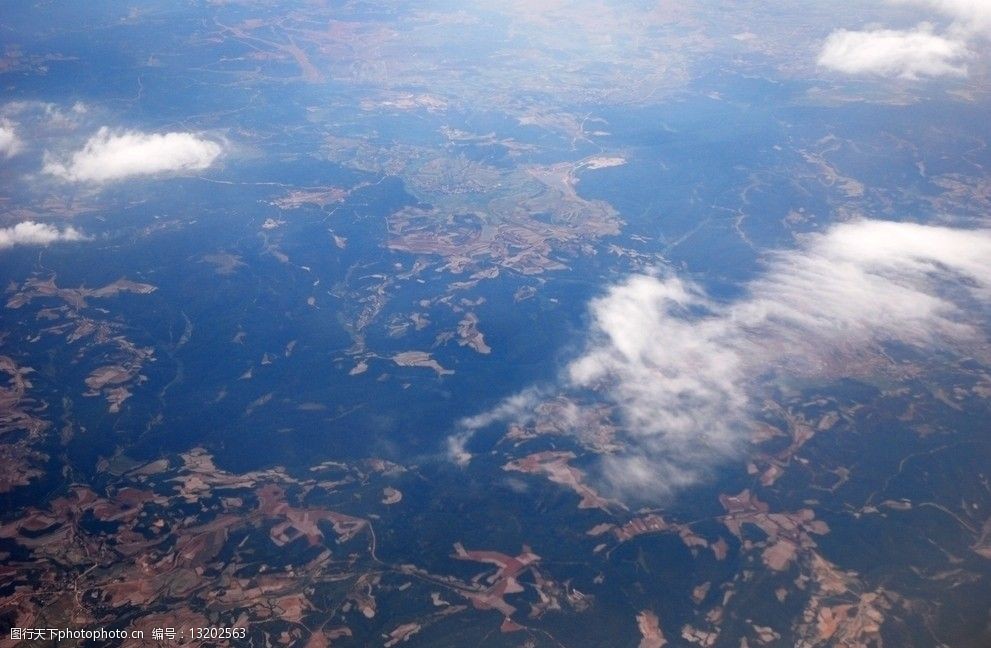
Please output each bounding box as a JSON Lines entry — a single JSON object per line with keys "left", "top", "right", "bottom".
{"left": 44, "top": 127, "right": 221, "bottom": 183}
{"left": 453, "top": 220, "right": 991, "bottom": 497}
{"left": 0, "top": 221, "right": 87, "bottom": 249}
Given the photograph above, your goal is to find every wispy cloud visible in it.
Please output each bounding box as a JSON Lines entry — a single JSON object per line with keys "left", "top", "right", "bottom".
{"left": 893, "top": 0, "right": 991, "bottom": 37}
{"left": 0, "top": 221, "right": 88, "bottom": 249}
{"left": 44, "top": 127, "right": 222, "bottom": 183}
{"left": 0, "top": 118, "right": 22, "bottom": 158}
{"left": 452, "top": 220, "right": 991, "bottom": 497}
{"left": 447, "top": 387, "right": 544, "bottom": 465}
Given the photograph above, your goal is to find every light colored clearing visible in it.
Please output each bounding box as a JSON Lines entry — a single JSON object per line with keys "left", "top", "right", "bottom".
{"left": 391, "top": 351, "right": 453, "bottom": 376}
{"left": 202, "top": 252, "right": 246, "bottom": 275}
{"left": 636, "top": 610, "right": 667, "bottom": 648}
{"left": 457, "top": 312, "right": 491, "bottom": 354}
{"left": 582, "top": 156, "right": 626, "bottom": 170}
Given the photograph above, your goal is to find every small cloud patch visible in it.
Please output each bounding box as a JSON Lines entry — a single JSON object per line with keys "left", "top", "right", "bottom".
{"left": 0, "top": 221, "right": 88, "bottom": 249}
{"left": 44, "top": 127, "right": 221, "bottom": 183}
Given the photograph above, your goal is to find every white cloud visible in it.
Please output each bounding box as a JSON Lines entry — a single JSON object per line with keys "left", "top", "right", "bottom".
{"left": 0, "top": 119, "right": 22, "bottom": 158}
{"left": 453, "top": 220, "right": 991, "bottom": 497}
{"left": 44, "top": 127, "right": 221, "bottom": 183}
{"left": 818, "top": 0, "right": 991, "bottom": 80}
{"left": 566, "top": 274, "right": 748, "bottom": 493}
{"left": 458, "top": 386, "right": 545, "bottom": 432}
{"left": 817, "top": 25, "right": 969, "bottom": 79}
{"left": 0, "top": 221, "right": 88, "bottom": 249}
{"left": 447, "top": 387, "right": 544, "bottom": 465}
{"left": 2, "top": 101, "right": 88, "bottom": 134}
{"left": 892, "top": 0, "right": 991, "bottom": 37}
